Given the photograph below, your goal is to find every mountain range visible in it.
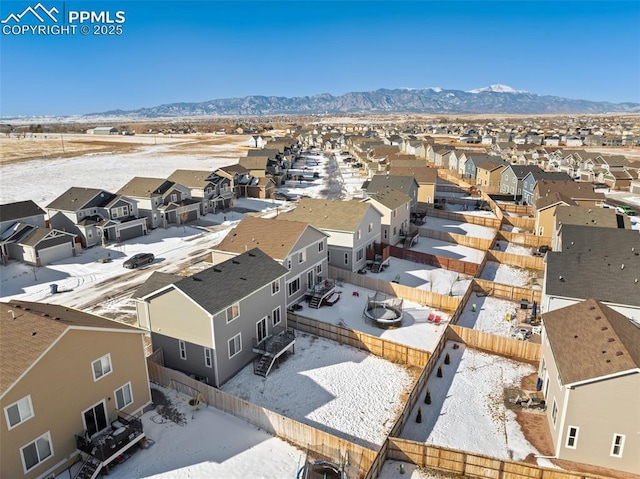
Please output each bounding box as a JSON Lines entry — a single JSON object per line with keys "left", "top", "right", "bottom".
{"left": 86, "top": 85, "right": 640, "bottom": 119}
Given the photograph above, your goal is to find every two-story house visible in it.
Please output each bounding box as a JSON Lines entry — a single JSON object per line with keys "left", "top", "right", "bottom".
{"left": 0, "top": 200, "right": 46, "bottom": 235}
{"left": 361, "top": 188, "right": 412, "bottom": 246}
{"left": 133, "top": 248, "right": 291, "bottom": 385}
{"left": 499, "top": 165, "right": 544, "bottom": 199}
{"left": 388, "top": 166, "right": 438, "bottom": 205}
{"left": 521, "top": 171, "right": 570, "bottom": 206}
{"left": 47, "top": 187, "right": 148, "bottom": 247}
{"left": 211, "top": 216, "right": 328, "bottom": 307}
{"left": 551, "top": 206, "right": 630, "bottom": 251}
{"left": 363, "top": 174, "right": 419, "bottom": 210}
{"left": 539, "top": 299, "right": 639, "bottom": 475}
{"left": 278, "top": 198, "right": 383, "bottom": 273}
{"left": 167, "top": 169, "right": 220, "bottom": 215}
{"left": 474, "top": 158, "right": 507, "bottom": 192}
{"left": 116, "top": 178, "right": 200, "bottom": 229}
{"left": 0, "top": 302, "right": 151, "bottom": 479}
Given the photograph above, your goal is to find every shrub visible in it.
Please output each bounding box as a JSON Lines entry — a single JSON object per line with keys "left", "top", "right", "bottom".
{"left": 416, "top": 406, "right": 422, "bottom": 423}
{"left": 445, "top": 353, "right": 450, "bottom": 365}
{"left": 437, "top": 365, "right": 443, "bottom": 377}
{"left": 424, "top": 389, "right": 431, "bottom": 404}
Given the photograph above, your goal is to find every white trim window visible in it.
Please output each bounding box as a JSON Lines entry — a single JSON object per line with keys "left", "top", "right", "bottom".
{"left": 114, "top": 383, "right": 133, "bottom": 410}
{"left": 298, "top": 250, "right": 306, "bottom": 264}
{"left": 610, "top": 434, "right": 625, "bottom": 458}
{"left": 287, "top": 277, "right": 300, "bottom": 296}
{"left": 271, "top": 279, "right": 280, "bottom": 295}
{"left": 316, "top": 264, "right": 322, "bottom": 275}
{"left": 111, "top": 205, "right": 129, "bottom": 218}
{"left": 287, "top": 258, "right": 292, "bottom": 270}
{"left": 551, "top": 399, "right": 558, "bottom": 426}
{"left": 4, "top": 395, "right": 34, "bottom": 430}
{"left": 179, "top": 340, "right": 187, "bottom": 360}
{"left": 565, "top": 426, "right": 579, "bottom": 449}
{"left": 318, "top": 241, "right": 324, "bottom": 253}
{"left": 228, "top": 333, "right": 242, "bottom": 359}
{"left": 204, "top": 348, "right": 213, "bottom": 368}
{"left": 344, "top": 253, "right": 348, "bottom": 265}
{"left": 20, "top": 431, "right": 53, "bottom": 473}
{"left": 356, "top": 248, "right": 364, "bottom": 262}
{"left": 226, "top": 303, "right": 240, "bottom": 323}
{"left": 256, "top": 317, "right": 267, "bottom": 344}
{"left": 92, "top": 354, "right": 112, "bottom": 381}
{"left": 272, "top": 306, "right": 282, "bottom": 326}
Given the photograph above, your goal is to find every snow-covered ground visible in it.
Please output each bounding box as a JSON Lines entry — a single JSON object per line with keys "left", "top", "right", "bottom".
{"left": 444, "top": 203, "right": 498, "bottom": 219}
{"left": 409, "top": 237, "right": 486, "bottom": 264}
{"left": 479, "top": 261, "right": 536, "bottom": 287}
{"left": 379, "top": 460, "right": 455, "bottom": 479}
{"left": 455, "top": 295, "right": 523, "bottom": 337}
{"left": 221, "top": 333, "right": 416, "bottom": 449}
{"left": 296, "top": 281, "right": 449, "bottom": 352}
{"left": 421, "top": 216, "right": 496, "bottom": 239}
{"left": 496, "top": 241, "right": 534, "bottom": 256}
{"left": 102, "top": 386, "right": 306, "bottom": 479}
{"left": 401, "top": 343, "right": 540, "bottom": 462}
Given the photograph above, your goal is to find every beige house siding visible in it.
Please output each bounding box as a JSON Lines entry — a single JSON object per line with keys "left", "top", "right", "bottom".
{"left": 535, "top": 206, "right": 557, "bottom": 237}
{"left": 539, "top": 332, "right": 567, "bottom": 450}
{"left": 416, "top": 183, "right": 435, "bottom": 203}
{"left": 147, "top": 288, "right": 213, "bottom": 348}
{"left": 559, "top": 372, "right": 640, "bottom": 474}
{"left": 1, "top": 329, "right": 150, "bottom": 479}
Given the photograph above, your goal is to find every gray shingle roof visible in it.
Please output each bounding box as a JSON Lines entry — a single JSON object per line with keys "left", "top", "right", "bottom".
{"left": 116, "top": 178, "right": 173, "bottom": 198}
{"left": 173, "top": 248, "right": 287, "bottom": 314}
{"left": 132, "top": 272, "right": 182, "bottom": 299}
{"left": 278, "top": 198, "right": 381, "bottom": 232}
{"left": 545, "top": 226, "right": 640, "bottom": 306}
{"left": 364, "top": 188, "right": 411, "bottom": 210}
{"left": 543, "top": 299, "right": 640, "bottom": 385}
{"left": 365, "top": 175, "right": 418, "bottom": 196}
{"left": 0, "top": 200, "right": 45, "bottom": 223}
{"left": 46, "top": 187, "right": 106, "bottom": 211}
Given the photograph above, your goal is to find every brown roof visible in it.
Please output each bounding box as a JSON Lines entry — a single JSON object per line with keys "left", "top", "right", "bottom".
{"left": 215, "top": 216, "right": 321, "bottom": 261}
{"left": 364, "top": 188, "right": 411, "bottom": 210}
{"left": 0, "top": 301, "right": 141, "bottom": 395}
{"left": 167, "top": 169, "right": 214, "bottom": 188}
{"left": 555, "top": 205, "right": 630, "bottom": 230}
{"left": 116, "top": 177, "right": 171, "bottom": 198}
{"left": 238, "top": 156, "right": 269, "bottom": 171}
{"left": 535, "top": 179, "right": 605, "bottom": 201}
{"left": 389, "top": 166, "right": 438, "bottom": 184}
{"left": 278, "top": 198, "right": 381, "bottom": 232}
{"left": 543, "top": 299, "right": 640, "bottom": 385}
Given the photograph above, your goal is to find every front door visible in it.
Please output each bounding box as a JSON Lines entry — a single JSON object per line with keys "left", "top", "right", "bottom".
{"left": 83, "top": 401, "right": 108, "bottom": 437}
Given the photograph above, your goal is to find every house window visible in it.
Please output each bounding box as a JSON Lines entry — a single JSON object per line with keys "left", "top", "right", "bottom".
{"left": 287, "top": 258, "right": 292, "bottom": 270}
{"left": 307, "top": 269, "right": 314, "bottom": 288}
{"left": 544, "top": 374, "right": 550, "bottom": 398}
{"left": 344, "top": 253, "right": 349, "bottom": 265}
{"left": 256, "top": 317, "right": 267, "bottom": 344}
{"left": 356, "top": 248, "right": 364, "bottom": 261}
{"left": 551, "top": 399, "right": 558, "bottom": 426}
{"left": 356, "top": 229, "right": 361, "bottom": 240}
{"left": 318, "top": 241, "right": 324, "bottom": 253}
{"left": 392, "top": 226, "right": 397, "bottom": 236}
{"left": 298, "top": 250, "right": 306, "bottom": 264}
{"left": 272, "top": 306, "right": 281, "bottom": 326}
{"left": 4, "top": 395, "right": 34, "bottom": 430}
{"left": 271, "top": 280, "right": 280, "bottom": 295}
{"left": 565, "top": 426, "right": 579, "bottom": 449}
{"left": 226, "top": 303, "right": 240, "bottom": 323}
{"left": 557, "top": 371, "right": 562, "bottom": 386}
{"left": 114, "top": 383, "right": 133, "bottom": 410}
{"left": 327, "top": 250, "right": 330, "bottom": 262}
{"left": 179, "top": 340, "right": 187, "bottom": 360}
{"left": 204, "top": 348, "right": 213, "bottom": 368}
{"left": 316, "top": 264, "right": 322, "bottom": 275}
{"left": 288, "top": 278, "right": 301, "bottom": 296}
{"left": 611, "top": 434, "right": 625, "bottom": 457}
{"left": 393, "top": 210, "right": 396, "bottom": 218}
{"left": 92, "top": 354, "right": 112, "bottom": 381}
{"left": 170, "top": 194, "right": 178, "bottom": 202}
{"left": 368, "top": 222, "right": 373, "bottom": 233}
{"left": 83, "top": 401, "right": 108, "bottom": 437}
{"left": 112, "top": 206, "right": 129, "bottom": 218}
{"left": 20, "top": 432, "right": 53, "bottom": 473}
{"left": 383, "top": 229, "right": 388, "bottom": 240}
{"left": 228, "top": 333, "right": 242, "bottom": 359}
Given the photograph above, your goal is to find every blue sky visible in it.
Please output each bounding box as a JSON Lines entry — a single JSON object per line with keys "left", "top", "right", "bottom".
{"left": 1, "top": 1, "right": 639, "bottom": 116}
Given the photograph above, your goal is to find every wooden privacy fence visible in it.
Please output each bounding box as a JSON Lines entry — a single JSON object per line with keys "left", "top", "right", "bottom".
{"left": 425, "top": 207, "right": 502, "bottom": 228}
{"left": 418, "top": 227, "right": 494, "bottom": 251}
{"left": 499, "top": 203, "right": 534, "bottom": 216}
{"left": 497, "top": 231, "right": 551, "bottom": 248}
{"left": 328, "top": 266, "right": 461, "bottom": 311}
{"left": 386, "top": 438, "right": 609, "bottom": 479}
{"left": 286, "top": 313, "right": 431, "bottom": 368}
{"left": 388, "top": 244, "right": 480, "bottom": 277}
{"left": 502, "top": 215, "right": 536, "bottom": 231}
{"left": 482, "top": 193, "right": 505, "bottom": 221}
{"left": 448, "top": 281, "right": 475, "bottom": 326}
{"left": 473, "top": 278, "right": 542, "bottom": 304}
{"left": 488, "top": 250, "right": 545, "bottom": 271}
{"left": 447, "top": 324, "right": 541, "bottom": 362}
{"left": 147, "top": 361, "right": 378, "bottom": 478}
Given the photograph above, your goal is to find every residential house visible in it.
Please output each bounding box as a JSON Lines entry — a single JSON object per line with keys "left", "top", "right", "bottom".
{"left": 213, "top": 164, "right": 253, "bottom": 199}
{"left": 0, "top": 302, "right": 150, "bottom": 479}
{"left": 551, "top": 206, "right": 630, "bottom": 251}
{"left": 462, "top": 154, "right": 497, "bottom": 181}
{"left": 238, "top": 155, "right": 269, "bottom": 178}
{"left": 539, "top": 299, "right": 639, "bottom": 474}
{"left": 542, "top": 226, "right": 640, "bottom": 322}
{"left": 278, "top": 198, "right": 382, "bottom": 273}
{"left": 47, "top": 188, "right": 148, "bottom": 247}
{"left": 362, "top": 188, "right": 412, "bottom": 246}
{"left": 521, "top": 171, "right": 570, "bottom": 206}
{"left": 602, "top": 169, "right": 634, "bottom": 191}
{"left": 0, "top": 200, "right": 46, "bottom": 234}
{"left": 116, "top": 178, "right": 200, "bottom": 229}
{"left": 533, "top": 180, "right": 605, "bottom": 237}
{"left": 248, "top": 135, "right": 266, "bottom": 148}
{"left": 474, "top": 158, "right": 507, "bottom": 192}
{"left": 388, "top": 166, "right": 438, "bottom": 204}
{"left": 363, "top": 174, "right": 419, "bottom": 209}
{"left": 499, "top": 165, "right": 544, "bottom": 199}
{"left": 133, "top": 248, "right": 290, "bottom": 386}
{"left": 167, "top": 169, "right": 221, "bottom": 215}
{"left": 211, "top": 216, "right": 328, "bottom": 306}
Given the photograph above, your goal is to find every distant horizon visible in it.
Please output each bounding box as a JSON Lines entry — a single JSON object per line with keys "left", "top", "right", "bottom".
{"left": 1, "top": 1, "right": 639, "bottom": 116}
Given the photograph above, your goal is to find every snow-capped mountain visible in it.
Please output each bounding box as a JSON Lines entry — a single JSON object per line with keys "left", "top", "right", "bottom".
{"left": 468, "top": 84, "right": 529, "bottom": 94}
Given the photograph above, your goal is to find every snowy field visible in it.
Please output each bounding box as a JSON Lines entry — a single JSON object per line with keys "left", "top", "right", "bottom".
{"left": 455, "top": 295, "right": 523, "bottom": 337}
{"left": 296, "top": 281, "right": 449, "bottom": 352}
{"left": 401, "top": 343, "right": 540, "bottom": 462}
{"left": 221, "top": 333, "right": 417, "bottom": 449}
{"left": 0, "top": 138, "right": 248, "bottom": 206}
{"left": 421, "top": 215, "right": 496, "bottom": 239}
{"left": 478, "top": 261, "right": 536, "bottom": 287}
{"left": 101, "top": 386, "right": 305, "bottom": 479}
{"left": 374, "top": 256, "right": 471, "bottom": 296}
{"left": 409, "top": 237, "right": 486, "bottom": 264}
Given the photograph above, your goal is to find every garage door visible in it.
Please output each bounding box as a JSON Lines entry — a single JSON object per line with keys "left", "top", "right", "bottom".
{"left": 37, "top": 242, "right": 73, "bottom": 265}
{"left": 183, "top": 210, "right": 199, "bottom": 222}
{"left": 118, "top": 224, "right": 144, "bottom": 241}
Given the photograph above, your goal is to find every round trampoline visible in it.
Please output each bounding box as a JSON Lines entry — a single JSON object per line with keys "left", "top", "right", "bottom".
{"left": 363, "top": 292, "right": 403, "bottom": 327}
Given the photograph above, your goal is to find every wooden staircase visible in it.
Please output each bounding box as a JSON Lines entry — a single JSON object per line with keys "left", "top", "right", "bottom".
{"left": 309, "top": 294, "right": 323, "bottom": 309}
{"left": 370, "top": 262, "right": 382, "bottom": 273}
{"left": 254, "top": 354, "right": 277, "bottom": 377}
{"left": 73, "top": 457, "right": 102, "bottom": 479}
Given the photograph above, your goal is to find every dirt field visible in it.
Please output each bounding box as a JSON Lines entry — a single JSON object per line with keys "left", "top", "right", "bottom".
{"left": 0, "top": 132, "right": 251, "bottom": 165}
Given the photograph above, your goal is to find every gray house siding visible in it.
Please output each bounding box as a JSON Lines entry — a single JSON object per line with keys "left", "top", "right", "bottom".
{"left": 0, "top": 214, "right": 45, "bottom": 234}
{"left": 151, "top": 333, "right": 216, "bottom": 385}
{"left": 522, "top": 174, "right": 537, "bottom": 205}
{"left": 286, "top": 229, "right": 328, "bottom": 305}
{"left": 48, "top": 212, "right": 87, "bottom": 246}
{"left": 464, "top": 159, "right": 477, "bottom": 179}
{"left": 500, "top": 168, "right": 518, "bottom": 195}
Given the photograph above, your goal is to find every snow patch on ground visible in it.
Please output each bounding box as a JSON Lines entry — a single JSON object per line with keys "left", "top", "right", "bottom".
{"left": 455, "top": 295, "right": 521, "bottom": 337}
{"left": 479, "top": 261, "right": 535, "bottom": 287}
{"left": 421, "top": 216, "right": 496, "bottom": 239}
{"left": 410, "top": 237, "right": 486, "bottom": 264}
